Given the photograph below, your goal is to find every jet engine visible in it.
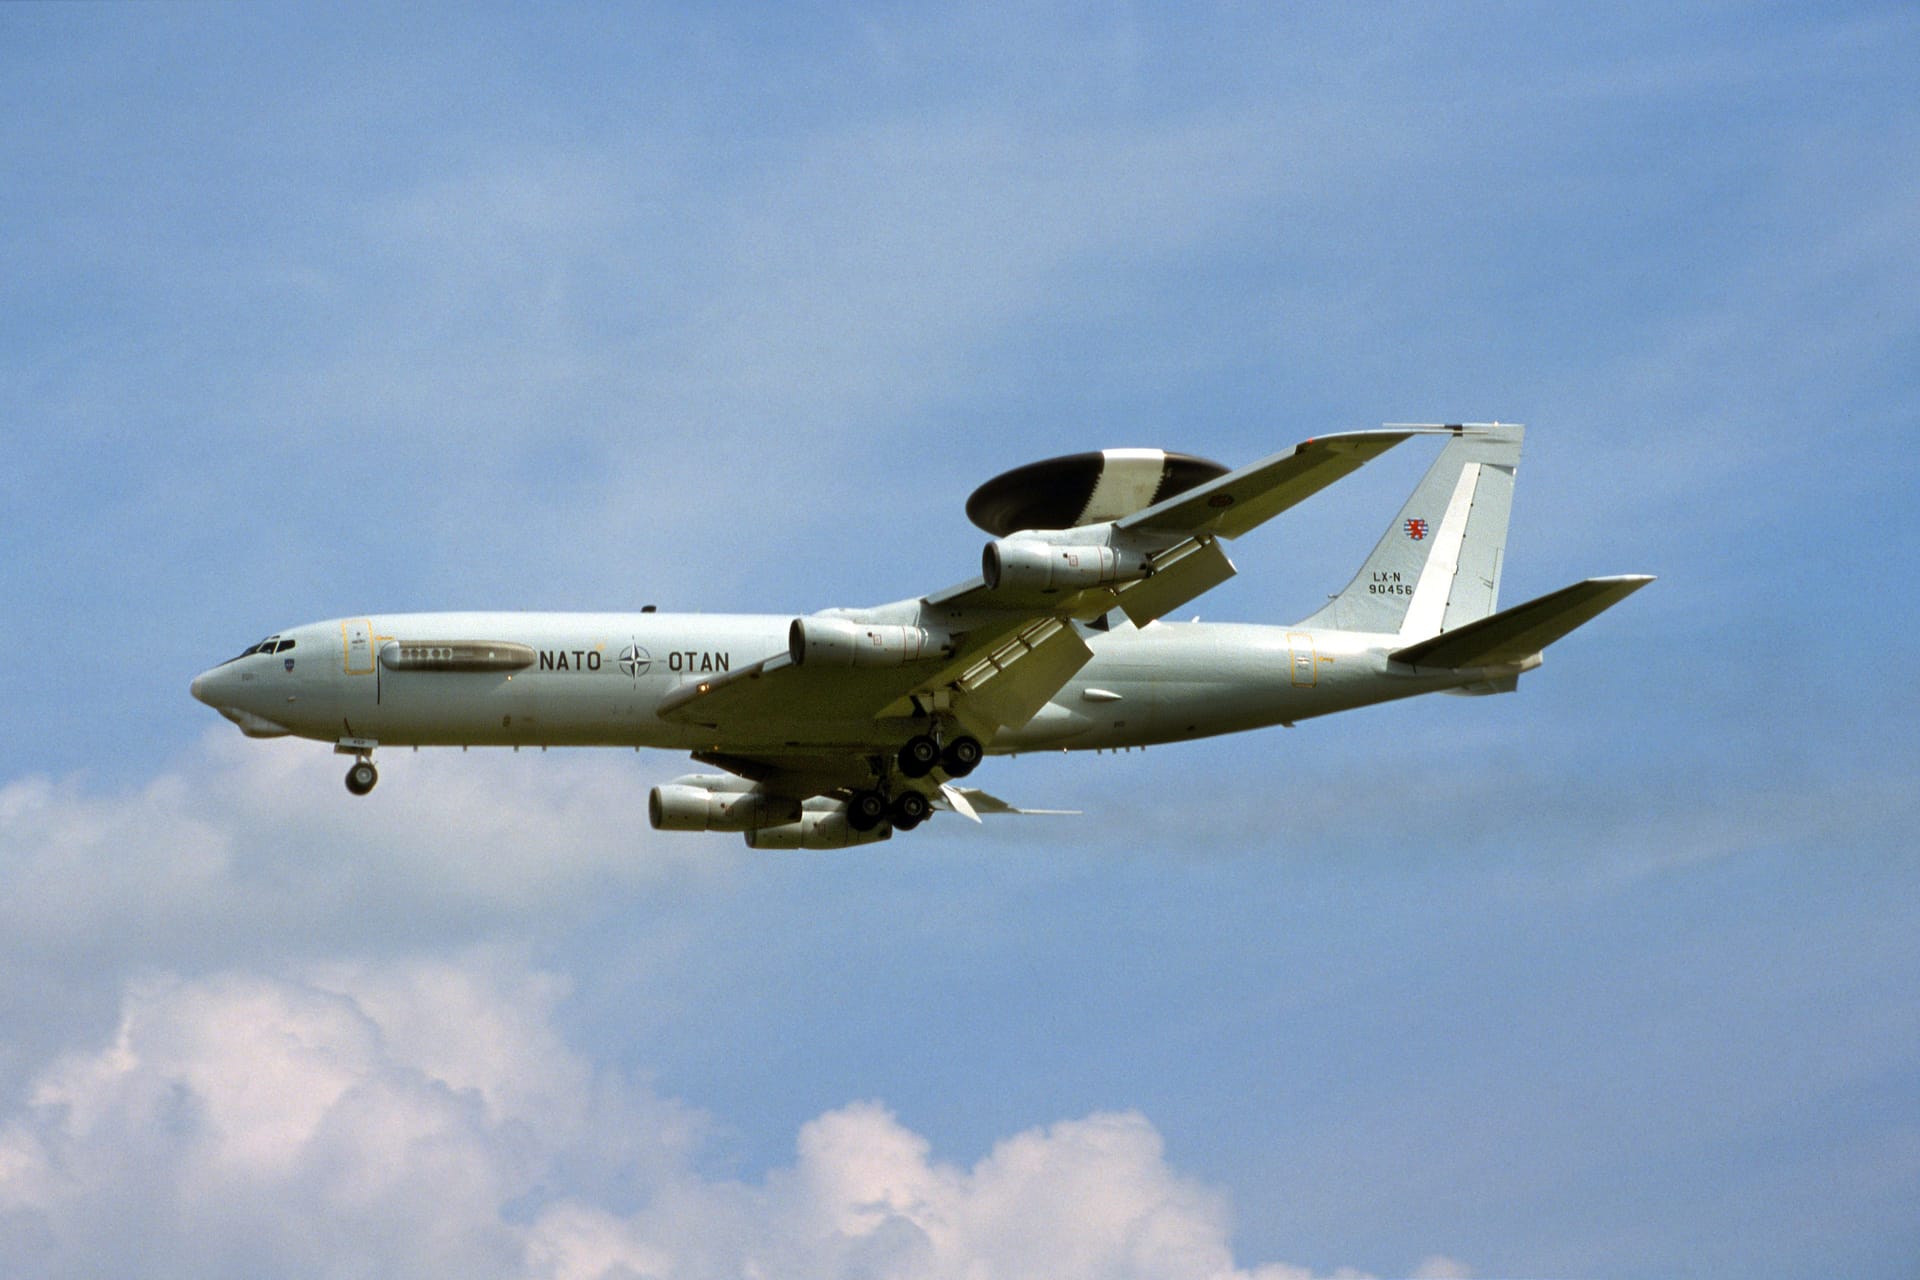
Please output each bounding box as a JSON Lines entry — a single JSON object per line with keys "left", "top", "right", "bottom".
{"left": 982, "top": 539, "right": 1152, "bottom": 593}
{"left": 788, "top": 617, "right": 944, "bottom": 667}
{"left": 649, "top": 783, "right": 802, "bottom": 833}
{"left": 744, "top": 807, "right": 892, "bottom": 850}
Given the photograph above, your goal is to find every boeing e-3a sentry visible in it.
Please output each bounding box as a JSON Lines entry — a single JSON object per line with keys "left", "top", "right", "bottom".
{"left": 191, "top": 424, "right": 1650, "bottom": 847}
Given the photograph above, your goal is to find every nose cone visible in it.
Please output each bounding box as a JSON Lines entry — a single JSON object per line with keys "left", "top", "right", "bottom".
{"left": 190, "top": 664, "right": 291, "bottom": 737}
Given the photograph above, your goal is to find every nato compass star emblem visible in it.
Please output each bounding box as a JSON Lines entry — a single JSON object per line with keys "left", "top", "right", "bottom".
{"left": 618, "top": 644, "right": 652, "bottom": 678}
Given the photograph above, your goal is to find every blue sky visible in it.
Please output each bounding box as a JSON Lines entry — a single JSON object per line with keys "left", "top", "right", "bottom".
{"left": 3, "top": 5, "right": 1916, "bottom": 1277}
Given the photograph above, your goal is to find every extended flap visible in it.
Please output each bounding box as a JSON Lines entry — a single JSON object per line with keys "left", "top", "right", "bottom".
{"left": 1118, "top": 537, "right": 1236, "bottom": 626}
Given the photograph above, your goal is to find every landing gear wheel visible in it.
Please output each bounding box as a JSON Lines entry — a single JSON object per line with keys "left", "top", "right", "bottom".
{"left": 890, "top": 790, "right": 931, "bottom": 831}
{"left": 846, "top": 788, "right": 888, "bottom": 832}
{"left": 940, "top": 735, "right": 983, "bottom": 778}
{"left": 898, "top": 734, "right": 940, "bottom": 778}
{"left": 345, "top": 760, "right": 378, "bottom": 796}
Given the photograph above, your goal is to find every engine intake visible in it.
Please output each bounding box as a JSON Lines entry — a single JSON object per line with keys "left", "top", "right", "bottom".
{"left": 982, "top": 539, "right": 1152, "bottom": 593}
{"left": 788, "top": 617, "right": 944, "bottom": 667}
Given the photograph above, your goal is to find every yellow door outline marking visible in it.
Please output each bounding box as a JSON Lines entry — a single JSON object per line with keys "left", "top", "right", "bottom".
{"left": 342, "top": 619, "right": 376, "bottom": 675}
{"left": 1286, "top": 631, "right": 1317, "bottom": 688}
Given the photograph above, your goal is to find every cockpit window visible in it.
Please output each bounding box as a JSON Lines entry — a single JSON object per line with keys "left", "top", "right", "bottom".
{"left": 227, "top": 635, "right": 282, "bottom": 663}
{"left": 275, "top": 639, "right": 296, "bottom": 653}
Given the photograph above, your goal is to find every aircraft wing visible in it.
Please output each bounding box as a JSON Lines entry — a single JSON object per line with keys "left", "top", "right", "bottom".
{"left": 688, "top": 749, "right": 879, "bottom": 797}
{"left": 660, "top": 429, "right": 1431, "bottom": 751}
{"left": 657, "top": 612, "right": 1089, "bottom": 736}
{"left": 926, "top": 427, "right": 1442, "bottom": 623}
{"left": 1116, "top": 428, "right": 1434, "bottom": 540}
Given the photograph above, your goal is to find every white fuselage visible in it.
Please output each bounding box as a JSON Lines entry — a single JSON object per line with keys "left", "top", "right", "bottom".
{"left": 189, "top": 611, "right": 1471, "bottom": 755}
{"left": 184, "top": 426, "right": 1640, "bottom": 847}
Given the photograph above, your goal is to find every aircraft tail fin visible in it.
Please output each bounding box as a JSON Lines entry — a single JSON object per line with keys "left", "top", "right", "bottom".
{"left": 1295, "top": 423, "right": 1523, "bottom": 635}
{"left": 1389, "top": 575, "right": 1654, "bottom": 668}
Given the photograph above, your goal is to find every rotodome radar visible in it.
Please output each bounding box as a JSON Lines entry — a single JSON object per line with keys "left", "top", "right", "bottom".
{"left": 964, "top": 448, "right": 1230, "bottom": 535}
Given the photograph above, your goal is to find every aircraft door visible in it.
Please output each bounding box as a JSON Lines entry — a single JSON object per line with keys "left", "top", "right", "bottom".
{"left": 342, "top": 619, "right": 376, "bottom": 675}
{"left": 327, "top": 618, "right": 383, "bottom": 727}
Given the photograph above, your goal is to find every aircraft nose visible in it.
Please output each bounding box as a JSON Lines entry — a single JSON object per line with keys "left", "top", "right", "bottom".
{"left": 190, "top": 669, "right": 216, "bottom": 705}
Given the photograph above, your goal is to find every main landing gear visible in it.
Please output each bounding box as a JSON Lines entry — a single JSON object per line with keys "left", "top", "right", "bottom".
{"left": 847, "top": 789, "right": 888, "bottom": 831}
{"left": 896, "top": 731, "right": 982, "bottom": 779}
{"left": 843, "top": 786, "right": 934, "bottom": 833}
{"left": 940, "top": 734, "right": 983, "bottom": 777}
{"left": 890, "top": 790, "right": 932, "bottom": 830}
{"left": 845, "top": 729, "right": 984, "bottom": 834}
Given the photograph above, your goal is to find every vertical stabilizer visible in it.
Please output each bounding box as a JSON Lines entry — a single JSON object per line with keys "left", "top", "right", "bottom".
{"left": 1294, "top": 424, "right": 1523, "bottom": 636}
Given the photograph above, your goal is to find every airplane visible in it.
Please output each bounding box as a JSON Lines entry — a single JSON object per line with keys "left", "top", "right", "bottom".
{"left": 190, "top": 424, "right": 1651, "bottom": 848}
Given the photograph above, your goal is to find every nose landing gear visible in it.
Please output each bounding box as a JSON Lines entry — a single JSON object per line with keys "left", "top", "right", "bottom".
{"left": 335, "top": 737, "right": 381, "bottom": 796}
{"left": 345, "top": 760, "right": 379, "bottom": 796}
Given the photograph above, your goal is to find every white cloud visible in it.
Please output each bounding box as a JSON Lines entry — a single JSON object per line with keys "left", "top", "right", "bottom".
{"left": 0, "top": 730, "right": 710, "bottom": 959}
{"left": 0, "top": 958, "right": 1407, "bottom": 1280}
{"left": 0, "top": 738, "right": 1479, "bottom": 1276}
{"left": 0, "top": 731, "right": 728, "bottom": 1102}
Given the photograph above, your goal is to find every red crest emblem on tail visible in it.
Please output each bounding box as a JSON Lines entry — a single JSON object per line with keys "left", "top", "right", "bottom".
{"left": 1405, "top": 518, "right": 1428, "bottom": 541}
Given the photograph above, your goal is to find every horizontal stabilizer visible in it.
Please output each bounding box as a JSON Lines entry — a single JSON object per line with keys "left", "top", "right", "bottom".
{"left": 1390, "top": 574, "right": 1654, "bottom": 668}
{"left": 935, "top": 783, "right": 1079, "bottom": 822}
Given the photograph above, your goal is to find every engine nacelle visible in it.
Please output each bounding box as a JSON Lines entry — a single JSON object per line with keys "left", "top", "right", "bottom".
{"left": 744, "top": 808, "right": 892, "bottom": 850}
{"left": 982, "top": 539, "right": 1152, "bottom": 593}
{"left": 649, "top": 784, "right": 802, "bottom": 833}
{"left": 788, "top": 616, "right": 944, "bottom": 667}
